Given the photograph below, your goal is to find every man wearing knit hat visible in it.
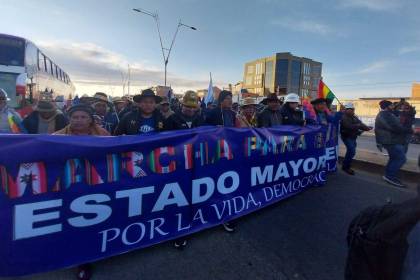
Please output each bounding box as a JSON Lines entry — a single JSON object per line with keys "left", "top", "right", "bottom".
{"left": 205, "top": 90, "right": 237, "bottom": 127}
{"left": 375, "top": 100, "right": 414, "bottom": 187}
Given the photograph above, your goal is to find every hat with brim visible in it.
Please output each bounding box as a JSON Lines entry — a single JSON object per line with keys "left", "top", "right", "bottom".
{"left": 112, "top": 97, "right": 125, "bottom": 104}
{"left": 182, "top": 91, "right": 199, "bottom": 108}
{"left": 93, "top": 92, "right": 110, "bottom": 104}
{"left": 241, "top": 97, "right": 257, "bottom": 107}
{"left": 133, "top": 89, "right": 162, "bottom": 103}
{"left": 311, "top": 98, "right": 327, "bottom": 105}
{"left": 36, "top": 100, "right": 56, "bottom": 113}
{"left": 159, "top": 96, "right": 170, "bottom": 105}
{"left": 262, "top": 93, "right": 280, "bottom": 105}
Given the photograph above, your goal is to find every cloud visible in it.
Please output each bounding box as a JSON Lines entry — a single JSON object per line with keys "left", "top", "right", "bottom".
{"left": 398, "top": 46, "right": 420, "bottom": 55}
{"left": 35, "top": 40, "right": 211, "bottom": 95}
{"left": 358, "top": 60, "right": 391, "bottom": 74}
{"left": 271, "top": 18, "right": 333, "bottom": 36}
{"left": 339, "top": 0, "right": 401, "bottom": 11}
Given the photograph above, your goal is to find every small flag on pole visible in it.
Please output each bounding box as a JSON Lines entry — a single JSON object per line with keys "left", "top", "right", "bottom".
{"left": 204, "top": 72, "right": 214, "bottom": 105}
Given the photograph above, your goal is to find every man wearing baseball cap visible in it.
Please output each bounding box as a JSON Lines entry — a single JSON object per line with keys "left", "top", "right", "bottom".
{"left": 340, "top": 102, "right": 372, "bottom": 175}
{"left": 375, "top": 100, "right": 414, "bottom": 187}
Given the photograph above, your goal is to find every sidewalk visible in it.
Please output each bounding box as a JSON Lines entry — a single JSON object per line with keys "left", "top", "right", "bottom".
{"left": 338, "top": 145, "right": 419, "bottom": 186}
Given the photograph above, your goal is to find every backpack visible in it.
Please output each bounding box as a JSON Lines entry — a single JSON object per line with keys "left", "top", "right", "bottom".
{"left": 345, "top": 202, "right": 416, "bottom": 280}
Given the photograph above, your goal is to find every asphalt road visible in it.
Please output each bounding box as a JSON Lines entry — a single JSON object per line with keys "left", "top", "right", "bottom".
{"left": 3, "top": 170, "right": 417, "bottom": 280}
{"left": 348, "top": 134, "right": 420, "bottom": 161}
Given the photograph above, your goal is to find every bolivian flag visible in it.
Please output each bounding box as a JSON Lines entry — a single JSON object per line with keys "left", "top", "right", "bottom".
{"left": 318, "top": 80, "right": 336, "bottom": 102}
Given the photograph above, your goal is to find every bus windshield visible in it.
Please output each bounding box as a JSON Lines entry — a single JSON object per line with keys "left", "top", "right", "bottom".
{"left": 0, "top": 36, "right": 25, "bottom": 66}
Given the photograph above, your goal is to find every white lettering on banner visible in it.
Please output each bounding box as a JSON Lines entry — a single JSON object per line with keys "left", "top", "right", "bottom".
{"left": 273, "top": 162, "right": 289, "bottom": 181}
{"left": 152, "top": 183, "right": 189, "bottom": 212}
{"left": 14, "top": 199, "right": 62, "bottom": 240}
{"left": 251, "top": 156, "right": 328, "bottom": 187}
{"left": 263, "top": 171, "right": 327, "bottom": 203}
{"left": 303, "top": 158, "right": 317, "bottom": 173}
{"left": 99, "top": 217, "right": 170, "bottom": 252}
{"left": 122, "top": 222, "right": 146, "bottom": 246}
{"left": 325, "top": 147, "right": 336, "bottom": 160}
{"left": 289, "top": 159, "right": 303, "bottom": 176}
{"left": 217, "top": 171, "right": 239, "bottom": 194}
{"left": 251, "top": 165, "right": 273, "bottom": 186}
{"left": 192, "top": 209, "right": 207, "bottom": 225}
{"left": 116, "top": 187, "right": 155, "bottom": 217}
{"left": 176, "top": 213, "right": 191, "bottom": 231}
{"left": 68, "top": 194, "right": 112, "bottom": 227}
{"left": 149, "top": 218, "right": 169, "bottom": 239}
{"left": 192, "top": 177, "right": 215, "bottom": 204}
{"left": 99, "top": 228, "right": 120, "bottom": 252}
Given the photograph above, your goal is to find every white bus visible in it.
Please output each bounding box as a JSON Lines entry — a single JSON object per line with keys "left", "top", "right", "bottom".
{"left": 0, "top": 33, "right": 75, "bottom": 114}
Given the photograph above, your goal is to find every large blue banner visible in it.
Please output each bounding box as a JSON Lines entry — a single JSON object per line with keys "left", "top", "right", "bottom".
{"left": 0, "top": 125, "right": 338, "bottom": 276}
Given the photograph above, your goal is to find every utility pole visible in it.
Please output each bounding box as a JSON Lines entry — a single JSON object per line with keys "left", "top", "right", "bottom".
{"left": 133, "top": 8, "right": 197, "bottom": 86}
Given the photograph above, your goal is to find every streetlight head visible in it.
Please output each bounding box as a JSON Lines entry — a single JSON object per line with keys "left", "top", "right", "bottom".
{"left": 133, "top": 8, "right": 141, "bottom": 12}
{"left": 190, "top": 27, "right": 197, "bottom": 30}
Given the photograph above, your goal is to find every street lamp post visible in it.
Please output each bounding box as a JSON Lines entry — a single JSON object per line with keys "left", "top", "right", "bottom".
{"left": 133, "top": 8, "right": 197, "bottom": 87}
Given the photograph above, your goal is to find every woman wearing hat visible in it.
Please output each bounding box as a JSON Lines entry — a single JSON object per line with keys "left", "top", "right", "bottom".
{"left": 54, "top": 104, "right": 110, "bottom": 136}
{"left": 114, "top": 89, "right": 165, "bottom": 135}
{"left": 237, "top": 97, "right": 257, "bottom": 128}
{"left": 257, "top": 93, "right": 283, "bottom": 127}
{"left": 23, "top": 100, "right": 67, "bottom": 134}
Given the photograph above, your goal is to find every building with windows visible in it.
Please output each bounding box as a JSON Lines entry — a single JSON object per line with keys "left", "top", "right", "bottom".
{"left": 242, "top": 52, "right": 322, "bottom": 98}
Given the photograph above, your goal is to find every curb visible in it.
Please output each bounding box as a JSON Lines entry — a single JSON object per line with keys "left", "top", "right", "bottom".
{"left": 337, "top": 156, "right": 419, "bottom": 184}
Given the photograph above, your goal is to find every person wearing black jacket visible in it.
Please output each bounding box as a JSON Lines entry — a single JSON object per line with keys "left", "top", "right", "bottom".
{"left": 204, "top": 90, "right": 237, "bottom": 233}
{"left": 165, "top": 91, "right": 204, "bottom": 130}
{"left": 23, "top": 100, "right": 67, "bottom": 134}
{"left": 340, "top": 102, "right": 372, "bottom": 175}
{"left": 375, "top": 100, "right": 413, "bottom": 187}
{"left": 205, "top": 90, "right": 237, "bottom": 127}
{"left": 257, "top": 93, "right": 283, "bottom": 127}
{"left": 164, "top": 91, "right": 204, "bottom": 250}
{"left": 114, "top": 89, "right": 165, "bottom": 135}
{"left": 280, "top": 93, "right": 305, "bottom": 126}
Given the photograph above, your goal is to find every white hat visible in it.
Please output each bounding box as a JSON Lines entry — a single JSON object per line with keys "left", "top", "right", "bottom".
{"left": 284, "top": 93, "right": 299, "bottom": 103}
{"left": 0, "top": 88, "right": 10, "bottom": 101}
{"left": 344, "top": 102, "right": 355, "bottom": 109}
{"left": 241, "top": 97, "right": 257, "bottom": 107}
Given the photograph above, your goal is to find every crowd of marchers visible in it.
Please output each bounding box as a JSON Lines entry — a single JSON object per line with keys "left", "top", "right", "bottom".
{"left": 0, "top": 86, "right": 418, "bottom": 280}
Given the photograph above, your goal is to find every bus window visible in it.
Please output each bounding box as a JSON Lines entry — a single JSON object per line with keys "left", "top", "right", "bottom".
{"left": 0, "top": 36, "right": 24, "bottom": 66}
{"left": 55, "top": 65, "right": 58, "bottom": 79}
{"left": 49, "top": 59, "right": 54, "bottom": 76}
{"left": 37, "top": 51, "right": 43, "bottom": 71}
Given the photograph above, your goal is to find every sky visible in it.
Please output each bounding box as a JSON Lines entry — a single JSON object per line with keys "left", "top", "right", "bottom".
{"left": 1, "top": 0, "right": 420, "bottom": 99}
